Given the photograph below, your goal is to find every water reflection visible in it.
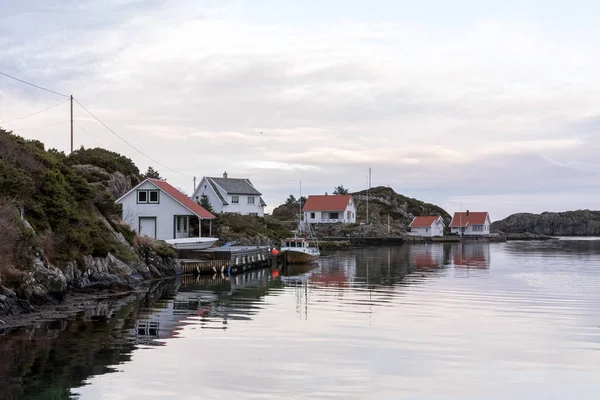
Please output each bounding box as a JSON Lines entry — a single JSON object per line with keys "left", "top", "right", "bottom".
{"left": 3, "top": 242, "right": 600, "bottom": 399}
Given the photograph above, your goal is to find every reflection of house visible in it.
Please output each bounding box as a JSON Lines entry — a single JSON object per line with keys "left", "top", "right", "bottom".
{"left": 302, "top": 194, "right": 357, "bottom": 224}
{"left": 192, "top": 172, "right": 266, "bottom": 216}
{"left": 408, "top": 216, "right": 445, "bottom": 237}
{"left": 449, "top": 211, "right": 491, "bottom": 236}
{"left": 452, "top": 243, "right": 490, "bottom": 269}
{"left": 309, "top": 256, "right": 357, "bottom": 288}
{"left": 410, "top": 244, "right": 445, "bottom": 269}
{"left": 115, "top": 178, "right": 215, "bottom": 240}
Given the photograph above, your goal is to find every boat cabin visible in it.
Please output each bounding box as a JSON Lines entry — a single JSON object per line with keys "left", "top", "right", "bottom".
{"left": 283, "top": 238, "right": 310, "bottom": 248}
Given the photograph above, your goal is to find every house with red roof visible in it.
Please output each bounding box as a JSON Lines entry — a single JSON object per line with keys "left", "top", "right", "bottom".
{"left": 449, "top": 211, "right": 491, "bottom": 236}
{"left": 302, "top": 194, "right": 357, "bottom": 224}
{"left": 408, "top": 216, "right": 445, "bottom": 237}
{"left": 115, "top": 178, "right": 215, "bottom": 240}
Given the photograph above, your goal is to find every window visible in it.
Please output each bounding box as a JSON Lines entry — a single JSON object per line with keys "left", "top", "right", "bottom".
{"left": 310, "top": 212, "right": 315, "bottom": 219}
{"left": 137, "top": 190, "right": 148, "bottom": 203}
{"left": 472, "top": 225, "right": 483, "bottom": 232}
{"left": 347, "top": 211, "right": 351, "bottom": 219}
{"left": 232, "top": 195, "right": 239, "bottom": 204}
{"left": 138, "top": 190, "right": 160, "bottom": 204}
{"left": 330, "top": 212, "right": 339, "bottom": 219}
{"left": 248, "top": 196, "right": 255, "bottom": 204}
{"left": 426, "top": 227, "right": 429, "bottom": 232}
{"left": 176, "top": 216, "right": 188, "bottom": 233}
{"left": 149, "top": 190, "right": 159, "bottom": 203}
{"left": 249, "top": 212, "right": 258, "bottom": 216}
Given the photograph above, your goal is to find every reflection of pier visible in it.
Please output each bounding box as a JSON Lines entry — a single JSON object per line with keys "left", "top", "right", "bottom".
{"left": 133, "top": 268, "right": 283, "bottom": 344}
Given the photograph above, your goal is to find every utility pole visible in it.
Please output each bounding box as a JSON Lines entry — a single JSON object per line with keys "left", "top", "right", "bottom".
{"left": 70, "top": 95, "right": 73, "bottom": 153}
{"left": 193, "top": 176, "right": 196, "bottom": 194}
{"left": 366, "top": 167, "right": 371, "bottom": 224}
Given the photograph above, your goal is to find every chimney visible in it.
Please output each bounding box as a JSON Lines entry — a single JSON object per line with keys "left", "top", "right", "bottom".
{"left": 466, "top": 210, "right": 470, "bottom": 216}
{"left": 223, "top": 171, "right": 228, "bottom": 179}
{"left": 325, "top": 192, "right": 328, "bottom": 196}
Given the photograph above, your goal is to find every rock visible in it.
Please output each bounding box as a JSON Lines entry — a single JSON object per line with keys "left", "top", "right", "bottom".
{"left": 492, "top": 210, "right": 600, "bottom": 236}
{"left": 31, "top": 257, "right": 67, "bottom": 297}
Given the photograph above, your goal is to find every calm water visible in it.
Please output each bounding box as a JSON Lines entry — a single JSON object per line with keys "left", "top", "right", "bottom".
{"left": 2, "top": 240, "right": 600, "bottom": 399}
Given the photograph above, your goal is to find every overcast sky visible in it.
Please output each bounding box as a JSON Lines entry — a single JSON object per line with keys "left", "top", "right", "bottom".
{"left": 1, "top": 0, "right": 599, "bottom": 220}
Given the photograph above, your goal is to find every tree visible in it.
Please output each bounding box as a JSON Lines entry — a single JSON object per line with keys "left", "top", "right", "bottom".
{"left": 145, "top": 166, "right": 161, "bottom": 179}
{"left": 333, "top": 185, "right": 349, "bottom": 195}
{"left": 285, "top": 194, "right": 297, "bottom": 205}
{"left": 198, "top": 194, "right": 214, "bottom": 213}
{"left": 298, "top": 196, "right": 306, "bottom": 207}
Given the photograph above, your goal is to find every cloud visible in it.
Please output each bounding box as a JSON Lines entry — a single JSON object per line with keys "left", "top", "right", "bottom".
{"left": 2, "top": 0, "right": 600, "bottom": 219}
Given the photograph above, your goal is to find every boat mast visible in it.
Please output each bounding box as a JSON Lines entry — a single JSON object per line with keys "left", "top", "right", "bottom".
{"left": 299, "top": 180, "right": 302, "bottom": 233}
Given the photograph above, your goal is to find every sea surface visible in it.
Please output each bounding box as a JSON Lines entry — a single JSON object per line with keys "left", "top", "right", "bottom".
{"left": 2, "top": 239, "right": 600, "bottom": 399}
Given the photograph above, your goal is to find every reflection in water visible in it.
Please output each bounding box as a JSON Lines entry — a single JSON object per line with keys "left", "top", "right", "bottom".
{"left": 3, "top": 241, "right": 600, "bottom": 399}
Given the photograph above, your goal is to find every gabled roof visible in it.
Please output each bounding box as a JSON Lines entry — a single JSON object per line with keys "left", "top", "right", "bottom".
{"left": 449, "top": 212, "right": 488, "bottom": 227}
{"left": 208, "top": 176, "right": 262, "bottom": 195}
{"left": 116, "top": 178, "right": 215, "bottom": 219}
{"left": 303, "top": 195, "right": 352, "bottom": 211}
{"left": 409, "top": 216, "right": 443, "bottom": 228}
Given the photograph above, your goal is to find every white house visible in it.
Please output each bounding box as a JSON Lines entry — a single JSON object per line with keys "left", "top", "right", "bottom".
{"left": 115, "top": 178, "right": 215, "bottom": 240}
{"left": 408, "top": 216, "right": 445, "bottom": 237}
{"left": 449, "top": 211, "right": 491, "bottom": 236}
{"left": 192, "top": 172, "right": 266, "bottom": 216}
{"left": 302, "top": 194, "right": 357, "bottom": 224}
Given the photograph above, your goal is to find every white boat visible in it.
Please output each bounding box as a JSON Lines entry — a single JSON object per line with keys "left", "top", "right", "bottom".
{"left": 280, "top": 236, "right": 320, "bottom": 264}
{"left": 164, "top": 237, "right": 219, "bottom": 250}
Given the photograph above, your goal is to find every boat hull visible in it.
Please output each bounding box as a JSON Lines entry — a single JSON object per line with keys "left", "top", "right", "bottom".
{"left": 284, "top": 250, "right": 319, "bottom": 264}
{"left": 164, "top": 238, "right": 218, "bottom": 250}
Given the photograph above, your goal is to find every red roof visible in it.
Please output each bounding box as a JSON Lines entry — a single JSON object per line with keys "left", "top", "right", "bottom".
{"left": 149, "top": 179, "right": 215, "bottom": 219}
{"left": 302, "top": 195, "right": 352, "bottom": 211}
{"left": 449, "top": 212, "right": 488, "bottom": 227}
{"left": 409, "top": 216, "right": 441, "bottom": 228}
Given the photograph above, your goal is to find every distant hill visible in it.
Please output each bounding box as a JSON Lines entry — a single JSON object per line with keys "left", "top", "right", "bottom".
{"left": 492, "top": 210, "right": 600, "bottom": 236}
{"left": 272, "top": 186, "right": 450, "bottom": 237}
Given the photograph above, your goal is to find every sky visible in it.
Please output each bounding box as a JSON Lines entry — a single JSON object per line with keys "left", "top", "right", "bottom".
{"left": 1, "top": 0, "right": 599, "bottom": 221}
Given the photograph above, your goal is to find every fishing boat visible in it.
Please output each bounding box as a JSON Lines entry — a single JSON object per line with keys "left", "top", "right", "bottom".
{"left": 164, "top": 237, "right": 218, "bottom": 250}
{"left": 279, "top": 180, "right": 320, "bottom": 264}
{"left": 280, "top": 236, "right": 320, "bottom": 264}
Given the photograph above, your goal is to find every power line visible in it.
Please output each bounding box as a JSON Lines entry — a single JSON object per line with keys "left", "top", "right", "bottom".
{"left": 10, "top": 121, "right": 68, "bottom": 131}
{"left": 0, "top": 71, "right": 69, "bottom": 98}
{"left": 73, "top": 98, "right": 192, "bottom": 178}
{"left": 0, "top": 99, "right": 69, "bottom": 124}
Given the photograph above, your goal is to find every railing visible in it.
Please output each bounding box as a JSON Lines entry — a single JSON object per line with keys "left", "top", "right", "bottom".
{"left": 307, "top": 218, "right": 350, "bottom": 224}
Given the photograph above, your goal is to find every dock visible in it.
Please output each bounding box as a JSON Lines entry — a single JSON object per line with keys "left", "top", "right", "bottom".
{"left": 179, "top": 246, "right": 276, "bottom": 276}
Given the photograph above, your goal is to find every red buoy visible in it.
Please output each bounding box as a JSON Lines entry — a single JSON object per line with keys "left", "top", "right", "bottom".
{"left": 271, "top": 249, "right": 279, "bottom": 256}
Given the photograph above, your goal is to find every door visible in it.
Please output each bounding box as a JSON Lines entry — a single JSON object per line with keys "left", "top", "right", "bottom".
{"left": 175, "top": 216, "right": 189, "bottom": 239}
{"left": 139, "top": 217, "right": 157, "bottom": 239}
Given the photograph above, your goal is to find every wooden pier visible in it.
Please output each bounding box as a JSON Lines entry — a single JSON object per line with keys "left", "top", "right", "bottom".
{"left": 179, "top": 246, "right": 276, "bottom": 276}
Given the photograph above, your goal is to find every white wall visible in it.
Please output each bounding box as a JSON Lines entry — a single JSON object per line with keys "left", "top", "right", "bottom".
{"left": 303, "top": 200, "right": 357, "bottom": 224}
{"left": 223, "top": 194, "right": 265, "bottom": 216}
{"left": 408, "top": 222, "right": 444, "bottom": 237}
{"left": 118, "top": 181, "right": 195, "bottom": 240}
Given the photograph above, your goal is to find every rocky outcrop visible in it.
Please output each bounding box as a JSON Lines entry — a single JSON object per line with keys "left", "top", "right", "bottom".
{"left": 492, "top": 210, "right": 600, "bottom": 236}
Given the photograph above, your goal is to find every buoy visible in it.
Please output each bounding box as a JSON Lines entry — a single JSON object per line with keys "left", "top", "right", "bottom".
{"left": 271, "top": 249, "right": 279, "bottom": 255}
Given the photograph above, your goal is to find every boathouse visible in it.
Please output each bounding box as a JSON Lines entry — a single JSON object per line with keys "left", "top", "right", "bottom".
{"left": 408, "top": 216, "right": 445, "bottom": 237}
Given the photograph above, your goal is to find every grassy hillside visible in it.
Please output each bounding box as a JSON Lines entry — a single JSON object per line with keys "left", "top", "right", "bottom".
{"left": 0, "top": 128, "right": 142, "bottom": 287}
